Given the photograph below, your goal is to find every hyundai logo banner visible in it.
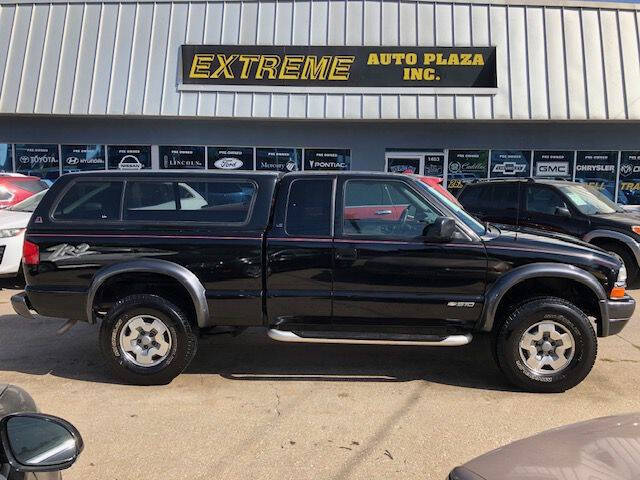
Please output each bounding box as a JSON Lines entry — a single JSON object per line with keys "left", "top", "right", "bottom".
{"left": 182, "top": 45, "right": 498, "bottom": 89}
{"left": 61, "top": 145, "right": 105, "bottom": 172}
{"left": 256, "top": 148, "right": 302, "bottom": 172}
{"left": 208, "top": 147, "right": 254, "bottom": 170}
{"left": 490, "top": 150, "right": 532, "bottom": 178}
{"left": 160, "top": 146, "right": 205, "bottom": 169}
{"left": 107, "top": 145, "right": 151, "bottom": 170}
{"left": 575, "top": 151, "right": 618, "bottom": 200}
{"left": 532, "top": 151, "right": 574, "bottom": 179}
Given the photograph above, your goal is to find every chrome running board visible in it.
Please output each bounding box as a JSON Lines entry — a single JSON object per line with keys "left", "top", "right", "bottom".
{"left": 267, "top": 329, "right": 472, "bottom": 346}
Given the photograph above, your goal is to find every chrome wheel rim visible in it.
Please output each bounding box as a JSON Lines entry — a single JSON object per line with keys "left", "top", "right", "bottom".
{"left": 518, "top": 321, "right": 575, "bottom": 375}
{"left": 119, "top": 315, "right": 172, "bottom": 367}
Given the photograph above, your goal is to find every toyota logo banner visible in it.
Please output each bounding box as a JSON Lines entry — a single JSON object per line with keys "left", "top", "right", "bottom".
{"left": 15, "top": 144, "right": 60, "bottom": 180}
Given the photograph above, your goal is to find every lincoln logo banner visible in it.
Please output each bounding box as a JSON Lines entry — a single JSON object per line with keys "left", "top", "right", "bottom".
{"left": 181, "top": 45, "right": 497, "bottom": 88}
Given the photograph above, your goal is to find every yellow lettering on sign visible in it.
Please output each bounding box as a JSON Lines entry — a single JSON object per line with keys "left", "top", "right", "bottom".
{"left": 279, "top": 55, "right": 305, "bottom": 79}
{"left": 301, "top": 56, "right": 332, "bottom": 80}
{"left": 472, "top": 54, "right": 485, "bottom": 65}
{"left": 423, "top": 53, "right": 436, "bottom": 65}
{"left": 255, "top": 55, "right": 281, "bottom": 79}
{"left": 211, "top": 54, "right": 239, "bottom": 79}
{"left": 189, "top": 54, "right": 214, "bottom": 78}
{"left": 328, "top": 56, "right": 354, "bottom": 80}
{"left": 238, "top": 55, "right": 260, "bottom": 79}
{"left": 461, "top": 53, "right": 472, "bottom": 65}
{"left": 367, "top": 53, "right": 380, "bottom": 65}
{"left": 448, "top": 53, "right": 459, "bottom": 65}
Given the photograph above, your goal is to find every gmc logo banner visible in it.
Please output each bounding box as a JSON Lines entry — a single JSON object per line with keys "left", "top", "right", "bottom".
{"left": 181, "top": 45, "right": 497, "bottom": 88}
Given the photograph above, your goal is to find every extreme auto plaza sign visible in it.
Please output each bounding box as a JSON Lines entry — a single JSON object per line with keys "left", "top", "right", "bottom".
{"left": 181, "top": 45, "right": 497, "bottom": 89}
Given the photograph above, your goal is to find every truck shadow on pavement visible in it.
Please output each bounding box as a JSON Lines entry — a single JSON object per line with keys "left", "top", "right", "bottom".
{"left": 0, "top": 310, "right": 515, "bottom": 391}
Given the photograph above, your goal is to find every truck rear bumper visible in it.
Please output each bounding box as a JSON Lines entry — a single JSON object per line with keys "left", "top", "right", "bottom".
{"left": 18, "top": 287, "right": 87, "bottom": 321}
{"left": 11, "top": 292, "right": 34, "bottom": 318}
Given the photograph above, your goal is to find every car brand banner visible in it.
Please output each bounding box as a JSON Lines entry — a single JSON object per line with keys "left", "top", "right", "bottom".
{"left": 424, "top": 153, "right": 445, "bottom": 177}
{"left": 532, "top": 151, "right": 574, "bottom": 179}
{"left": 575, "top": 151, "right": 618, "bottom": 200}
{"left": 256, "top": 148, "right": 302, "bottom": 172}
{"left": 208, "top": 146, "right": 254, "bottom": 170}
{"left": 0, "top": 144, "right": 12, "bottom": 173}
{"left": 618, "top": 151, "right": 640, "bottom": 204}
{"left": 15, "top": 144, "right": 60, "bottom": 180}
{"left": 447, "top": 150, "right": 489, "bottom": 191}
{"left": 107, "top": 146, "right": 151, "bottom": 170}
{"left": 182, "top": 45, "right": 497, "bottom": 88}
{"left": 490, "top": 150, "right": 531, "bottom": 178}
{"left": 159, "top": 146, "right": 205, "bottom": 169}
{"left": 304, "top": 149, "right": 351, "bottom": 171}
{"left": 387, "top": 157, "right": 420, "bottom": 174}
{"left": 61, "top": 145, "right": 105, "bottom": 172}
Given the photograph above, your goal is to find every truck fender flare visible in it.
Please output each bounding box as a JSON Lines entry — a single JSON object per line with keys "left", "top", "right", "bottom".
{"left": 582, "top": 229, "right": 640, "bottom": 266}
{"left": 86, "top": 259, "right": 209, "bottom": 327}
{"left": 480, "top": 262, "right": 607, "bottom": 332}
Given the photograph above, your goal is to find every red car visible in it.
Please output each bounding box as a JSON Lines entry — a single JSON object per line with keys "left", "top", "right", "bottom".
{"left": 409, "top": 175, "right": 461, "bottom": 206}
{"left": 0, "top": 174, "right": 48, "bottom": 209}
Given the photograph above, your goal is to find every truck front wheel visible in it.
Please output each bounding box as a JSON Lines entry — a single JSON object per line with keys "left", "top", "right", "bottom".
{"left": 99, "top": 294, "right": 198, "bottom": 385}
{"left": 495, "top": 296, "right": 597, "bottom": 393}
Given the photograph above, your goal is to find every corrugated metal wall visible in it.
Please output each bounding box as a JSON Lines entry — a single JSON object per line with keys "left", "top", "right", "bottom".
{"left": 0, "top": 0, "right": 639, "bottom": 120}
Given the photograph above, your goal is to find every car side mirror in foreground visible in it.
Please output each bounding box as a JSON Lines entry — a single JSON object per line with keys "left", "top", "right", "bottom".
{"left": 555, "top": 206, "right": 571, "bottom": 217}
{"left": 0, "top": 413, "right": 83, "bottom": 472}
{"left": 423, "top": 216, "right": 456, "bottom": 242}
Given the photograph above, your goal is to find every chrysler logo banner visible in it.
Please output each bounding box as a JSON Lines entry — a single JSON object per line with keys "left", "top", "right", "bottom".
{"left": 182, "top": 45, "right": 497, "bottom": 88}
{"left": 575, "top": 151, "right": 618, "bottom": 200}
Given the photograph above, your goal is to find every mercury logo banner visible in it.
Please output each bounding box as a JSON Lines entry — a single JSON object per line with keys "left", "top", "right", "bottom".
{"left": 182, "top": 45, "right": 497, "bottom": 88}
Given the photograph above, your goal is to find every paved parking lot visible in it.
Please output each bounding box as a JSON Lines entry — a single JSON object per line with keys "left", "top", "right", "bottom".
{"left": 1, "top": 284, "right": 640, "bottom": 480}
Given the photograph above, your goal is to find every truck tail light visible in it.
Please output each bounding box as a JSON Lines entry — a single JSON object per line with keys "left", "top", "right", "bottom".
{"left": 23, "top": 240, "right": 39, "bottom": 266}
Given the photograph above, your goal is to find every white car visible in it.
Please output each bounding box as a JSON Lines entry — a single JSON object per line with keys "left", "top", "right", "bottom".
{"left": 0, "top": 190, "right": 46, "bottom": 278}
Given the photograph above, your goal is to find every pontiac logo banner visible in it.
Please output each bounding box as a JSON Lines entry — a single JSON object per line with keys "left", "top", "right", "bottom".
{"left": 182, "top": 45, "right": 497, "bottom": 88}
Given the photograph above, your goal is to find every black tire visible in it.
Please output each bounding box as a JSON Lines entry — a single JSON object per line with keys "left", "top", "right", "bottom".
{"left": 495, "top": 296, "right": 597, "bottom": 393}
{"left": 603, "top": 242, "right": 638, "bottom": 285}
{"left": 99, "top": 294, "right": 198, "bottom": 385}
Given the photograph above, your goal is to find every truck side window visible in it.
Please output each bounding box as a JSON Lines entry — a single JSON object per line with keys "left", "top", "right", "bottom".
{"left": 525, "top": 185, "right": 567, "bottom": 215}
{"left": 54, "top": 181, "right": 123, "bottom": 221}
{"left": 124, "top": 182, "right": 177, "bottom": 221}
{"left": 285, "top": 179, "right": 333, "bottom": 237}
{"left": 343, "top": 180, "right": 440, "bottom": 237}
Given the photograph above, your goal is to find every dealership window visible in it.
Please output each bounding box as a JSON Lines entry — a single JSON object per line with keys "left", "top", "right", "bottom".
{"left": 54, "top": 181, "right": 123, "bottom": 221}
{"left": 343, "top": 180, "right": 439, "bottom": 237}
{"left": 108, "top": 145, "right": 151, "bottom": 170}
{"left": 61, "top": 145, "right": 106, "bottom": 173}
{"left": 124, "top": 180, "right": 256, "bottom": 223}
{"left": 0, "top": 144, "right": 12, "bottom": 172}
{"left": 159, "top": 146, "right": 205, "bottom": 169}
{"left": 14, "top": 144, "right": 60, "bottom": 181}
{"left": 285, "top": 179, "right": 333, "bottom": 236}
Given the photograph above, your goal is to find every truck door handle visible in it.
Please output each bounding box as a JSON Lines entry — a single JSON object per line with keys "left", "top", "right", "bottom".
{"left": 375, "top": 209, "right": 392, "bottom": 215}
{"left": 336, "top": 248, "right": 358, "bottom": 261}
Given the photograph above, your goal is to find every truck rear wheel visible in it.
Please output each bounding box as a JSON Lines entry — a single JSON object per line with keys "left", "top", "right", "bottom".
{"left": 99, "top": 294, "right": 198, "bottom": 385}
{"left": 495, "top": 296, "right": 597, "bottom": 393}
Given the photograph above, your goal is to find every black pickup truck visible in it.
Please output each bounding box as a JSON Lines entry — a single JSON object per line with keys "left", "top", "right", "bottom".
{"left": 11, "top": 171, "right": 635, "bottom": 392}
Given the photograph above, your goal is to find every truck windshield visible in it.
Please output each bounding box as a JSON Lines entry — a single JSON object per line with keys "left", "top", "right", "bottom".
{"left": 415, "top": 181, "right": 486, "bottom": 235}
{"left": 558, "top": 184, "right": 623, "bottom": 215}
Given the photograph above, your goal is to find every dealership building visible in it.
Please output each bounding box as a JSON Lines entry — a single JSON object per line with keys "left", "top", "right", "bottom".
{"left": 0, "top": 0, "right": 640, "bottom": 202}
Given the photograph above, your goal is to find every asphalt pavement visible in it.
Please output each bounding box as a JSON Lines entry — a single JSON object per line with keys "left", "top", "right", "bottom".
{"left": 1, "top": 283, "right": 639, "bottom": 479}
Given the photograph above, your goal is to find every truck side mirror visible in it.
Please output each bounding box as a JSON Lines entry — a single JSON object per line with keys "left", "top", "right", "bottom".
{"left": 423, "top": 216, "right": 456, "bottom": 243}
{"left": 555, "top": 206, "right": 571, "bottom": 217}
{"left": 0, "top": 413, "right": 83, "bottom": 472}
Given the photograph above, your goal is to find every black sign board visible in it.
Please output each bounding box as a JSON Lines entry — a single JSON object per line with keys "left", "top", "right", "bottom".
{"left": 207, "top": 147, "right": 254, "bottom": 170}
{"left": 256, "top": 148, "right": 302, "bottom": 172}
{"left": 490, "top": 150, "right": 531, "bottom": 178}
{"left": 107, "top": 145, "right": 151, "bottom": 170}
{"left": 575, "top": 151, "right": 618, "bottom": 200}
{"left": 533, "top": 151, "right": 574, "bottom": 179}
{"left": 304, "top": 149, "right": 350, "bottom": 171}
{"left": 618, "top": 151, "right": 640, "bottom": 205}
{"left": 387, "top": 157, "right": 420, "bottom": 174}
{"left": 159, "top": 146, "right": 205, "bottom": 169}
{"left": 61, "top": 145, "right": 105, "bottom": 172}
{"left": 0, "top": 144, "right": 12, "bottom": 172}
{"left": 182, "top": 45, "right": 497, "bottom": 88}
{"left": 15, "top": 144, "right": 60, "bottom": 180}
{"left": 424, "top": 153, "right": 445, "bottom": 177}
{"left": 447, "top": 150, "right": 489, "bottom": 191}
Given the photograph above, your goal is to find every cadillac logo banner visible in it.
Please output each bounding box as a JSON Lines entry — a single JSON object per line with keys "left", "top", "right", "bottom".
{"left": 182, "top": 45, "right": 497, "bottom": 88}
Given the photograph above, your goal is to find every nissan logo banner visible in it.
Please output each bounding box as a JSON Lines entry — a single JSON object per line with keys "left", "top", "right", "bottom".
{"left": 533, "top": 151, "right": 574, "bottom": 179}
{"left": 107, "top": 145, "right": 151, "bottom": 170}
{"left": 182, "top": 45, "right": 497, "bottom": 88}
{"left": 61, "top": 145, "right": 105, "bottom": 172}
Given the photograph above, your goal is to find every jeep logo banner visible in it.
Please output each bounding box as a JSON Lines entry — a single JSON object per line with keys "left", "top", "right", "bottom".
{"left": 490, "top": 150, "right": 531, "bottom": 178}
{"left": 304, "top": 149, "right": 351, "bottom": 171}
{"left": 181, "top": 45, "right": 497, "bottom": 88}
{"left": 533, "top": 151, "right": 574, "bottom": 179}
{"left": 575, "top": 151, "right": 618, "bottom": 200}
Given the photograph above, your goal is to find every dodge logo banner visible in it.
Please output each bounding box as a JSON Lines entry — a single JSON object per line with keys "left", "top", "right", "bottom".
{"left": 533, "top": 151, "right": 574, "bottom": 179}
{"left": 304, "top": 149, "right": 351, "bottom": 171}
{"left": 575, "top": 151, "right": 618, "bottom": 200}
{"left": 181, "top": 45, "right": 497, "bottom": 88}
{"left": 490, "top": 150, "right": 531, "bottom": 178}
